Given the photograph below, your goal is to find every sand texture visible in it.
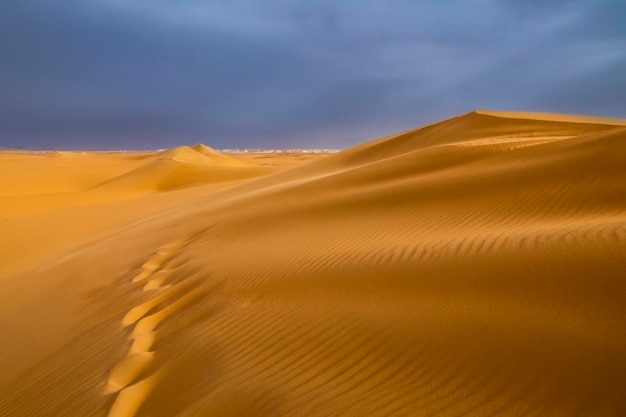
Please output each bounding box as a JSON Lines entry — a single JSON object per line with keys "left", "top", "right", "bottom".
{"left": 1, "top": 110, "right": 626, "bottom": 416}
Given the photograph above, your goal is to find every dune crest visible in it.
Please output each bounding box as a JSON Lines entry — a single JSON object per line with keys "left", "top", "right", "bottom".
{"left": 1, "top": 111, "right": 626, "bottom": 416}
{"left": 162, "top": 144, "right": 247, "bottom": 166}
{"left": 91, "top": 144, "right": 264, "bottom": 192}
{"left": 474, "top": 108, "right": 626, "bottom": 125}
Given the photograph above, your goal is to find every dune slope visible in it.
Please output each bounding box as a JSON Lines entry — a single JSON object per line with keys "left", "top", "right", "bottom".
{"left": 1, "top": 111, "right": 625, "bottom": 417}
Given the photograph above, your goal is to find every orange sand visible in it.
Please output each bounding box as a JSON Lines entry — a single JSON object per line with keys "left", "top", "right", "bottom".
{"left": 1, "top": 111, "right": 625, "bottom": 416}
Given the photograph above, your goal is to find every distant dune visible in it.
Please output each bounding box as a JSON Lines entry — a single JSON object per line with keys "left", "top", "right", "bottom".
{"left": 1, "top": 111, "right": 625, "bottom": 416}
{"left": 161, "top": 144, "right": 248, "bottom": 166}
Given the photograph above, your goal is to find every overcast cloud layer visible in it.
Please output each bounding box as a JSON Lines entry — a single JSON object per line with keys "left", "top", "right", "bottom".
{"left": 1, "top": 0, "right": 625, "bottom": 149}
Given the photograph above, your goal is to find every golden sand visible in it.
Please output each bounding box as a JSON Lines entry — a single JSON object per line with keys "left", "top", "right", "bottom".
{"left": 1, "top": 111, "right": 625, "bottom": 416}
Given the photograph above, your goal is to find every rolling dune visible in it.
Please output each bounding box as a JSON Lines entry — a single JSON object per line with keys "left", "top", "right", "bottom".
{"left": 1, "top": 111, "right": 625, "bottom": 416}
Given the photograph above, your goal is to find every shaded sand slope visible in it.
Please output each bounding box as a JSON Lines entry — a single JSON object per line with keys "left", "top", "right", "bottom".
{"left": 1, "top": 111, "right": 626, "bottom": 416}
{"left": 0, "top": 148, "right": 322, "bottom": 274}
{"left": 0, "top": 151, "right": 155, "bottom": 198}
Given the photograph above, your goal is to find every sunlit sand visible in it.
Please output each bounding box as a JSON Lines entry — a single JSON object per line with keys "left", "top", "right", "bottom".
{"left": 1, "top": 111, "right": 625, "bottom": 416}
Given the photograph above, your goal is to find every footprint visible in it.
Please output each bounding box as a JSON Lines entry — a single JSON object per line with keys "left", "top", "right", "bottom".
{"left": 122, "top": 282, "right": 190, "bottom": 326}
{"left": 129, "top": 333, "right": 157, "bottom": 355}
{"left": 131, "top": 241, "right": 187, "bottom": 283}
{"left": 107, "top": 370, "right": 162, "bottom": 417}
{"left": 156, "top": 240, "right": 186, "bottom": 254}
{"left": 143, "top": 269, "right": 176, "bottom": 291}
{"left": 131, "top": 269, "right": 154, "bottom": 283}
{"left": 104, "top": 352, "right": 155, "bottom": 394}
{"left": 130, "top": 289, "right": 200, "bottom": 338}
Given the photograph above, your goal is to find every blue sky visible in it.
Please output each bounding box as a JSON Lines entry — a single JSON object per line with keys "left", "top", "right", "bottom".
{"left": 1, "top": 0, "right": 625, "bottom": 149}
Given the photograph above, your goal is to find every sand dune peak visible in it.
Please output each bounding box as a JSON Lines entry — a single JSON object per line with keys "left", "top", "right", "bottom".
{"left": 161, "top": 144, "right": 244, "bottom": 166}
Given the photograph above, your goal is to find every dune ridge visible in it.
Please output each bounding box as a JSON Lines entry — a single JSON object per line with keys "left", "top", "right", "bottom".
{"left": 1, "top": 111, "right": 625, "bottom": 416}
{"left": 475, "top": 109, "right": 626, "bottom": 125}
{"left": 92, "top": 144, "right": 257, "bottom": 192}
{"left": 161, "top": 144, "right": 247, "bottom": 166}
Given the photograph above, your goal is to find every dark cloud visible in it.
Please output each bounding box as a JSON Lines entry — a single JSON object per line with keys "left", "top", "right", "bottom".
{"left": 1, "top": 0, "right": 625, "bottom": 149}
{"left": 533, "top": 54, "right": 626, "bottom": 116}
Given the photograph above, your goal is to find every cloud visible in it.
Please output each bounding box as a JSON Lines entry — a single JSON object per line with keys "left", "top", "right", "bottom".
{"left": 1, "top": 0, "right": 625, "bottom": 149}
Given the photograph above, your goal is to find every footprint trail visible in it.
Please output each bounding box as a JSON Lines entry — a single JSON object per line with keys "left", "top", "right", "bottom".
{"left": 105, "top": 240, "right": 191, "bottom": 417}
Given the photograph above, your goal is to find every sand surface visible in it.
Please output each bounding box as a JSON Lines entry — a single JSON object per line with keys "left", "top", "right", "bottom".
{"left": 1, "top": 111, "right": 625, "bottom": 416}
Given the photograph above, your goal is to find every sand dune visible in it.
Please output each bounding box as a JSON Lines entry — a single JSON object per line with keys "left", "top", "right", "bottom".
{"left": 1, "top": 111, "right": 625, "bottom": 416}
{"left": 92, "top": 145, "right": 263, "bottom": 193}
{"left": 162, "top": 144, "right": 247, "bottom": 166}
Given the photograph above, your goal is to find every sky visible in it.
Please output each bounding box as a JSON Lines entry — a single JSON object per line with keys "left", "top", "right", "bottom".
{"left": 1, "top": 0, "right": 625, "bottom": 150}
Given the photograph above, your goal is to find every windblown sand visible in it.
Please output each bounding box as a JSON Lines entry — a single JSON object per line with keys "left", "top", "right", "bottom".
{"left": 1, "top": 110, "right": 625, "bottom": 416}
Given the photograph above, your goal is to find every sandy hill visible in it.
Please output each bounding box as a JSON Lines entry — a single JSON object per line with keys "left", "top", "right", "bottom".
{"left": 1, "top": 111, "right": 625, "bottom": 417}
{"left": 318, "top": 110, "right": 625, "bottom": 168}
{"left": 188, "top": 109, "right": 626, "bottom": 206}
{"left": 161, "top": 144, "right": 247, "bottom": 166}
{"left": 0, "top": 148, "right": 323, "bottom": 273}
{"left": 92, "top": 144, "right": 263, "bottom": 192}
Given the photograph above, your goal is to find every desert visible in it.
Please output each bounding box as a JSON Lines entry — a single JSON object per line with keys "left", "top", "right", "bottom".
{"left": 1, "top": 110, "right": 626, "bottom": 416}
